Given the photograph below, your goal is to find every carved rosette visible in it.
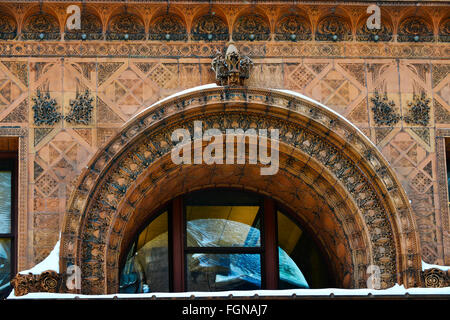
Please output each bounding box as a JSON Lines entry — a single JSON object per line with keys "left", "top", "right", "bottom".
{"left": 10, "top": 270, "right": 62, "bottom": 296}
{"left": 211, "top": 44, "right": 253, "bottom": 86}
{"left": 422, "top": 268, "right": 449, "bottom": 288}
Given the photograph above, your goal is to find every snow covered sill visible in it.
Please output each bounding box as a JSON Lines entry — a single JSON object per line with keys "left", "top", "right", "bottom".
{"left": 7, "top": 285, "right": 450, "bottom": 299}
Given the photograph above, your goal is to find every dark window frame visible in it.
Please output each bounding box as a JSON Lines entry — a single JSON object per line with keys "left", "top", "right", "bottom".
{"left": 120, "top": 188, "right": 335, "bottom": 292}
{"left": 0, "top": 152, "right": 18, "bottom": 290}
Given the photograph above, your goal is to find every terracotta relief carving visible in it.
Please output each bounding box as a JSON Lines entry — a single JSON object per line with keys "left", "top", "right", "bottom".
{"left": 32, "top": 90, "right": 62, "bottom": 126}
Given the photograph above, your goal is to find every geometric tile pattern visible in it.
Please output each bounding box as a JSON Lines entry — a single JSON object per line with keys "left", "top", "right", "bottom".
{"left": 0, "top": 54, "right": 448, "bottom": 267}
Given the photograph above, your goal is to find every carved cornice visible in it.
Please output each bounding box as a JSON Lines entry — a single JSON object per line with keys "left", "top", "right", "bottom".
{"left": 0, "top": 41, "right": 448, "bottom": 59}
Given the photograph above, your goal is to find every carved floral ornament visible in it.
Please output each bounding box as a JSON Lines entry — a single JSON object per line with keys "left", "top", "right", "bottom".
{"left": 50, "top": 82, "right": 422, "bottom": 294}
{"left": 370, "top": 91, "right": 431, "bottom": 126}
{"left": 32, "top": 89, "right": 94, "bottom": 126}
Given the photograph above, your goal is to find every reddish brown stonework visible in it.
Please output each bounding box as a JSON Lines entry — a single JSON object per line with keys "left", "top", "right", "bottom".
{"left": 0, "top": 1, "right": 448, "bottom": 294}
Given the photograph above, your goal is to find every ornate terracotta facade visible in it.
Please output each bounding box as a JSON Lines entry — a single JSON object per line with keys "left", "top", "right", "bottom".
{"left": 0, "top": 0, "right": 449, "bottom": 295}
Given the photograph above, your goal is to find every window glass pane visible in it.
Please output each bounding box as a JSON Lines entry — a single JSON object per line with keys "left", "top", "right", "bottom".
{"left": 186, "top": 207, "right": 261, "bottom": 247}
{"left": 277, "top": 211, "right": 331, "bottom": 289}
{"left": 186, "top": 253, "right": 261, "bottom": 291}
{"left": 120, "top": 211, "right": 169, "bottom": 293}
{"left": 0, "top": 171, "right": 11, "bottom": 234}
{"left": 0, "top": 239, "right": 11, "bottom": 290}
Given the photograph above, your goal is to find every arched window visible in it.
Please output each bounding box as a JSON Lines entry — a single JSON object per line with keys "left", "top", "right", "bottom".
{"left": 119, "top": 189, "right": 332, "bottom": 293}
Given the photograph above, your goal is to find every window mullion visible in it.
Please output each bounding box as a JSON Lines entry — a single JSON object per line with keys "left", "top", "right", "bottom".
{"left": 263, "top": 197, "right": 278, "bottom": 289}
{"left": 171, "top": 196, "right": 185, "bottom": 292}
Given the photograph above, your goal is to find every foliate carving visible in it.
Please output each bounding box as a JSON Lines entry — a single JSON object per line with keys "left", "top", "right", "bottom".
{"left": 191, "top": 14, "right": 229, "bottom": 41}
{"left": 10, "top": 270, "right": 62, "bottom": 296}
{"left": 356, "top": 22, "right": 393, "bottom": 42}
{"left": 232, "top": 14, "right": 270, "bottom": 41}
{"left": 65, "top": 90, "right": 94, "bottom": 125}
{"left": 22, "top": 13, "right": 60, "bottom": 40}
{"left": 0, "top": 13, "right": 17, "bottom": 40}
{"left": 370, "top": 92, "right": 400, "bottom": 126}
{"left": 148, "top": 14, "right": 187, "bottom": 41}
{"left": 422, "top": 268, "right": 449, "bottom": 288}
{"left": 65, "top": 13, "right": 103, "bottom": 40}
{"left": 316, "top": 16, "right": 352, "bottom": 41}
{"left": 211, "top": 44, "right": 253, "bottom": 86}
{"left": 32, "top": 90, "right": 62, "bottom": 126}
{"left": 106, "top": 13, "right": 145, "bottom": 41}
{"left": 274, "top": 15, "right": 312, "bottom": 41}
{"left": 398, "top": 17, "right": 434, "bottom": 42}
{"left": 438, "top": 18, "right": 450, "bottom": 42}
{"left": 404, "top": 92, "right": 431, "bottom": 126}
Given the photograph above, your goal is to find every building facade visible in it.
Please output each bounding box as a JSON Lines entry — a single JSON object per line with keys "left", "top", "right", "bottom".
{"left": 0, "top": 0, "right": 449, "bottom": 296}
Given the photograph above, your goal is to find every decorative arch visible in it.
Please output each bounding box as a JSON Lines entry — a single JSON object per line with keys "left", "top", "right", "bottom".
{"left": 60, "top": 85, "right": 422, "bottom": 294}
{"left": 0, "top": 11, "right": 17, "bottom": 40}
{"left": 232, "top": 12, "right": 270, "bottom": 41}
{"left": 438, "top": 17, "right": 450, "bottom": 42}
{"left": 148, "top": 13, "right": 187, "bottom": 41}
{"left": 22, "top": 10, "right": 60, "bottom": 40}
{"left": 316, "top": 15, "right": 353, "bottom": 41}
{"left": 65, "top": 10, "right": 103, "bottom": 41}
{"left": 355, "top": 11, "right": 393, "bottom": 42}
{"left": 398, "top": 16, "right": 434, "bottom": 42}
{"left": 106, "top": 12, "right": 145, "bottom": 41}
{"left": 274, "top": 14, "right": 312, "bottom": 41}
{"left": 191, "top": 13, "right": 229, "bottom": 41}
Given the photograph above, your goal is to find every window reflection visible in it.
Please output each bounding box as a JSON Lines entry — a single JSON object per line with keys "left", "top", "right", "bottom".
{"left": 186, "top": 207, "right": 261, "bottom": 247}
{"left": 120, "top": 211, "right": 169, "bottom": 293}
{"left": 277, "top": 211, "right": 329, "bottom": 288}
{"left": 187, "top": 253, "right": 261, "bottom": 291}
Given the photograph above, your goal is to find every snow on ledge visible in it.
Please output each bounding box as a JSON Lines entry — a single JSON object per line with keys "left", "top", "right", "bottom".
{"left": 7, "top": 284, "right": 450, "bottom": 299}
{"left": 18, "top": 236, "right": 60, "bottom": 275}
{"left": 422, "top": 260, "right": 450, "bottom": 272}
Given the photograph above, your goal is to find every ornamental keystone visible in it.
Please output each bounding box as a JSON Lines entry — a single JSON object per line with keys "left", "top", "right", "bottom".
{"left": 211, "top": 44, "right": 253, "bottom": 86}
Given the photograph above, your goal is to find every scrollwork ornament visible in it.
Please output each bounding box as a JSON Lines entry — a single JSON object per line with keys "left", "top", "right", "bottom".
{"left": 422, "top": 268, "right": 448, "bottom": 288}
